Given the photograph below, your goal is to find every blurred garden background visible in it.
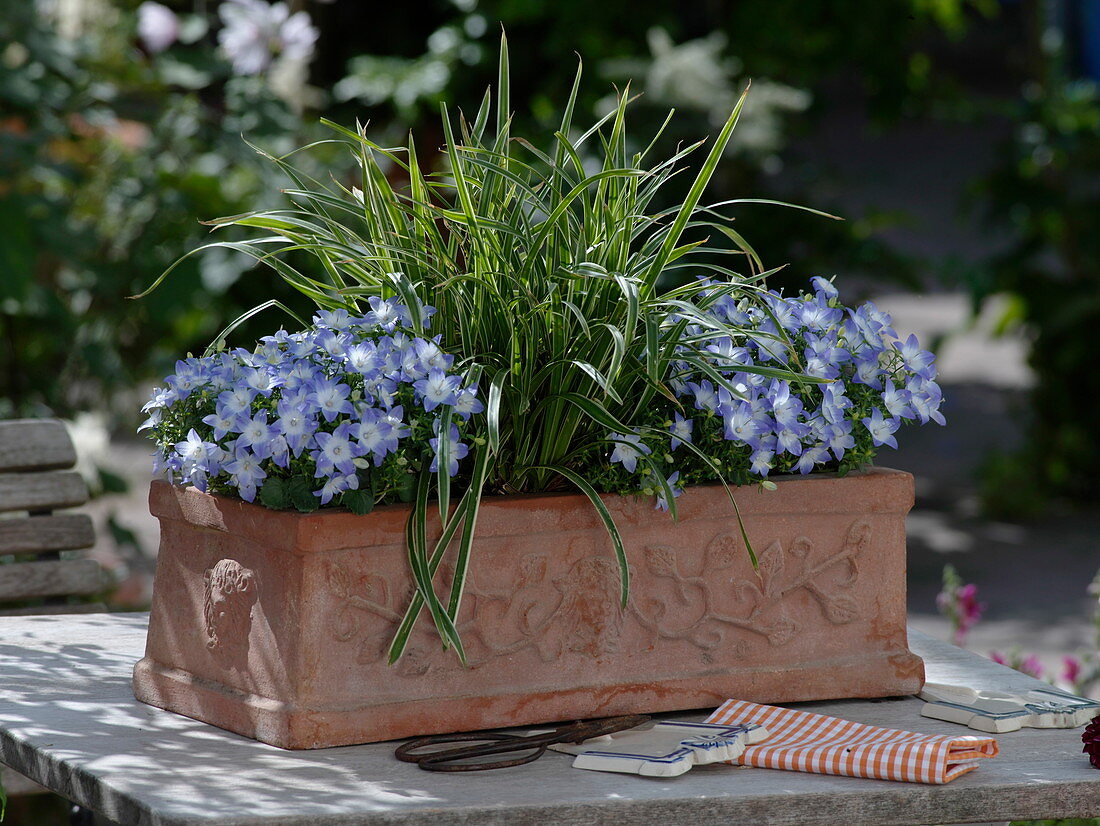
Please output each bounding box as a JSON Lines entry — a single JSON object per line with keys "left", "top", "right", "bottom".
{"left": 2, "top": 0, "right": 1100, "bottom": 816}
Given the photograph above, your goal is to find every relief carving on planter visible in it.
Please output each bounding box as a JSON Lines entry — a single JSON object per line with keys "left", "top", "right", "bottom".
{"left": 324, "top": 520, "right": 871, "bottom": 675}
{"left": 203, "top": 559, "right": 257, "bottom": 657}
{"left": 631, "top": 520, "right": 868, "bottom": 650}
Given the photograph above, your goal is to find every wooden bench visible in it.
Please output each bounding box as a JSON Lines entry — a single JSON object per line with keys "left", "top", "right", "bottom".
{"left": 0, "top": 418, "right": 110, "bottom": 802}
{"left": 0, "top": 419, "right": 107, "bottom": 615}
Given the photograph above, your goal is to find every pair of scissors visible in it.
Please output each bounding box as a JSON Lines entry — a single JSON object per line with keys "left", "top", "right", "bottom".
{"left": 395, "top": 714, "right": 650, "bottom": 772}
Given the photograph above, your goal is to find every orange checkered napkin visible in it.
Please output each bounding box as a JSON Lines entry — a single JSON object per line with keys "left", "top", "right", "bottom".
{"left": 705, "top": 699, "right": 999, "bottom": 784}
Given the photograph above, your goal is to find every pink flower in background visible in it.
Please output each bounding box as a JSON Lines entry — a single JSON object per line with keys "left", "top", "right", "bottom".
{"left": 937, "top": 566, "right": 986, "bottom": 646}
{"left": 137, "top": 2, "right": 179, "bottom": 53}
{"left": 954, "top": 583, "right": 984, "bottom": 645}
{"left": 1020, "top": 654, "right": 1044, "bottom": 680}
{"left": 988, "top": 650, "right": 1044, "bottom": 680}
{"left": 1064, "top": 656, "right": 1083, "bottom": 687}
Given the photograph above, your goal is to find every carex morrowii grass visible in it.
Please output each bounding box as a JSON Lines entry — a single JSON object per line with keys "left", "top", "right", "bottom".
{"left": 136, "top": 33, "right": 835, "bottom": 663}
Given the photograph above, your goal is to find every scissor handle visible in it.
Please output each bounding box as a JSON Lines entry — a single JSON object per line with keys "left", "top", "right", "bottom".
{"left": 394, "top": 714, "right": 651, "bottom": 772}
{"left": 396, "top": 732, "right": 548, "bottom": 772}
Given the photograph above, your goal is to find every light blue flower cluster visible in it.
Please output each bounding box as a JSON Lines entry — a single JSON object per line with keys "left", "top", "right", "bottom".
{"left": 142, "top": 298, "right": 481, "bottom": 510}
{"left": 606, "top": 277, "right": 945, "bottom": 504}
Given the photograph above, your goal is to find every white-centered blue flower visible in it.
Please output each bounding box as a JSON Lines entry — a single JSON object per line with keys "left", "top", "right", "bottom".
{"left": 413, "top": 337, "right": 454, "bottom": 372}
{"left": 225, "top": 448, "right": 267, "bottom": 503}
{"left": 723, "top": 403, "right": 759, "bottom": 445}
{"left": 608, "top": 432, "right": 651, "bottom": 474}
{"left": 315, "top": 309, "right": 351, "bottom": 330}
{"left": 654, "top": 471, "right": 682, "bottom": 512}
{"left": 824, "top": 421, "right": 856, "bottom": 462}
{"left": 853, "top": 356, "right": 883, "bottom": 389}
{"left": 775, "top": 425, "right": 805, "bottom": 457}
{"left": 750, "top": 447, "right": 775, "bottom": 477}
{"left": 413, "top": 368, "right": 462, "bottom": 412}
{"left": 314, "top": 422, "right": 362, "bottom": 476}
{"left": 355, "top": 408, "right": 397, "bottom": 465}
{"left": 669, "top": 412, "right": 693, "bottom": 450}
{"left": 820, "top": 382, "right": 852, "bottom": 424}
{"left": 234, "top": 410, "right": 278, "bottom": 460}
{"left": 795, "top": 444, "right": 830, "bottom": 474}
{"left": 274, "top": 402, "right": 316, "bottom": 456}
{"left": 242, "top": 366, "right": 278, "bottom": 396}
{"left": 453, "top": 386, "right": 485, "bottom": 420}
{"left": 346, "top": 342, "right": 382, "bottom": 375}
{"left": 907, "top": 377, "right": 946, "bottom": 425}
{"left": 365, "top": 296, "right": 404, "bottom": 331}
{"left": 429, "top": 423, "right": 469, "bottom": 477}
{"left": 810, "top": 276, "right": 839, "bottom": 299}
{"left": 308, "top": 377, "right": 354, "bottom": 423}
{"left": 174, "top": 429, "right": 210, "bottom": 468}
{"left": 685, "top": 380, "right": 719, "bottom": 413}
{"left": 316, "top": 329, "right": 347, "bottom": 358}
{"left": 882, "top": 381, "right": 914, "bottom": 419}
{"left": 768, "top": 380, "right": 803, "bottom": 427}
{"left": 314, "top": 472, "right": 357, "bottom": 506}
{"left": 217, "top": 386, "right": 256, "bottom": 418}
{"left": 862, "top": 408, "right": 901, "bottom": 449}
{"left": 895, "top": 333, "right": 937, "bottom": 379}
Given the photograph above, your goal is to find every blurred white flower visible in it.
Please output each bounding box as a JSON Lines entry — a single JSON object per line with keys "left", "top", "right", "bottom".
{"left": 37, "top": 0, "right": 114, "bottom": 40}
{"left": 646, "top": 28, "right": 737, "bottom": 117}
{"left": 217, "top": 0, "right": 318, "bottom": 76}
{"left": 604, "top": 27, "right": 811, "bottom": 157}
{"left": 64, "top": 412, "right": 111, "bottom": 494}
{"left": 137, "top": 2, "right": 179, "bottom": 53}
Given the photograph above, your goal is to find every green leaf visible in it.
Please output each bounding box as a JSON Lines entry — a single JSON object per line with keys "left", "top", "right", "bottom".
{"left": 496, "top": 30, "right": 510, "bottom": 140}
{"left": 405, "top": 467, "right": 466, "bottom": 661}
{"left": 486, "top": 370, "right": 507, "bottom": 454}
{"left": 446, "top": 445, "right": 494, "bottom": 620}
{"left": 288, "top": 477, "right": 319, "bottom": 513}
{"left": 258, "top": 477, "right": 290, "bottom": 510}
{"left": 644, "top": 85, "right": 750, "bottom": 290}
{"left": 436, "top": 406, "right": 453, "bottom": 521}
{"left": 340, "top": 488, "right": 375, "bottom": 515}
{"left": 396, "top": 472, "right": 417, "bottom": 503}
{"left": 388, "top": 472, "right": 481, "bottom": 664}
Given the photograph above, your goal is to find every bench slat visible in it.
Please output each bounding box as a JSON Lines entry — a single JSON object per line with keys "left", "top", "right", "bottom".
{"left": 0, "top": 514, "right": 95, "bottom": 555}
{"left": 0, "top": 419, "right": 77, "bottom": 472}
{"left": 0, "top": 559, "right": 105, "bottom": 601}
{"left": 0, "top": 471, "right": 88, "bottom": 513}
{"left": 0, "top": 766, "right": 49, "bottom": 796}
{"left": 0, "top": 602, "right": 107, "bottom": 616}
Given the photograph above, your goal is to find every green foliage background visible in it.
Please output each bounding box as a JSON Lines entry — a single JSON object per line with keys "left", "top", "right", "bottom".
{"left": 0, "top": 0, "right": 979, "bottom": 419}
{"left": 4, "top": 0, "right": 1100, "bottom": 511}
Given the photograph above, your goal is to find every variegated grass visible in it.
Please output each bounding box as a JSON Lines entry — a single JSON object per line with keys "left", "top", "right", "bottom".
{"left": 138, "top": 34, "right": 826, "bottom": 662}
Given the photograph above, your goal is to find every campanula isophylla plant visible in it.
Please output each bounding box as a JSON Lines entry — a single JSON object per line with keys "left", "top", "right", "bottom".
{"left": 139, "top": 34, "right": 944, "bottom": 663}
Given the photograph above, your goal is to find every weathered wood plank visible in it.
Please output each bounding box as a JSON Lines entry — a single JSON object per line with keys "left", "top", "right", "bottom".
{"left": 0, "top": 602, "right": 107, "bottom": 616}
{"left": 0, "top": 420, "right": 76, "bottom": 472}
{"left": 0, "top": 559, "right": 105, "bottom": 601}
{"left": 0, "top": 765, "right": 49, "bottom": 796}
{"left": 0, "top": 513, "right": 94, "bottom": 554}
{"left": 0, "top": 471, "right": 88, "bottom": 513}
{"left": 1, "top": 620, "right": 1099, "bottom": 826}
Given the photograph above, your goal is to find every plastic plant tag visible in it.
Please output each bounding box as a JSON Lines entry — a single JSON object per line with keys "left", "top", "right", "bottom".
{"left": 920, "top": 682, "right": 1100, "bottom": 733}
{"left": 550, "top": 720, "right": 768, "bottom": 777}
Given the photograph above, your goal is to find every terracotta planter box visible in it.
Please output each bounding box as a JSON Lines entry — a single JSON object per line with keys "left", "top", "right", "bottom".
{"left": 132, "top": 466, "right": 923, "bottom": 749}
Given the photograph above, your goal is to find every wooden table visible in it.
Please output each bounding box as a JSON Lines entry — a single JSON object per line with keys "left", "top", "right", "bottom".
{"left": 1, "top": 613, "right": 1098, "bottom": 826}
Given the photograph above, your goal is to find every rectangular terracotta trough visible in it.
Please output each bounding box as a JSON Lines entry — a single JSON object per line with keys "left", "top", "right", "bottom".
{"left": 132, "top": 466, "right": 924, "bottom": 749}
